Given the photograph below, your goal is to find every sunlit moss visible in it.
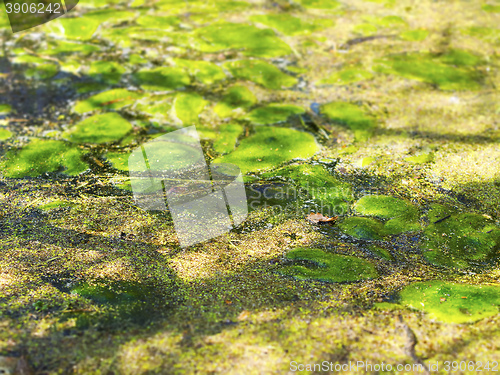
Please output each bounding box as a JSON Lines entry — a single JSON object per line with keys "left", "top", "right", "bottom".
{"left": 64, "top": 113, "right": 133, "bottom": 144}
{"left": 0, "top": 139, "right": 88, "bottom": 177}
{"left": 321, "top": 102, "right": 376, "bottom": 142}
{"left": 214, "top": 85, "right": 257, "bottom": 118}
{"left": 245, "top": 104, "right": 304, "bottom": 125}
{"left": 224, "top": 60, "right": 298, "bottom": 89}
{"left": 214, "top": 127, "right": 318, "bottom": 174}
{"left": 73, "top": 89, "right": 144, "bottom": 114}
{"left": 397, "top": 281, "right": 500, "bottom": 323}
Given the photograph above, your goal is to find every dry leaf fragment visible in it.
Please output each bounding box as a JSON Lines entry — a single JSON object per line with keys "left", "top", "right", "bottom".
{"left": 306, "top": 213, "right": 338, "bottom": 224}
{"left": 237, "top": 310, "right": 250, "bottom": 321}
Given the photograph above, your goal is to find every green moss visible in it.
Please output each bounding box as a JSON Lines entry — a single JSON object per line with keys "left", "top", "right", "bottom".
{"left": 133, "top": 67, "right": 191, "bottom": 91}
{"left": 85, "top": 10, "right": 136, "bottom": 24}
{"left": 46, "top": 17, "right": 101, "bottom": 40}
{"left": 354, "top": 195, "right": 418, "bottom": 219}
{"left": 296, "top": 0, "right": 341, "bottom": 9}
{"left": 399, "top": 29, "right": 429, "bottom": 41}
{"left": 421, "top": 206, "right": 500, "bottom": 269}
{"left": 214, "top": 85, "right": 257, "bottom": 118}
{"left": 0, "top": 104, "right": 11, "bottom": 115}
{"left": 0, "top": 128, "right": 12, "bottom": 140}
{"left": 482, "top": 4, "right": 500, "bottom": 12}
{"left": 405, "top": 152, "right": 434, "bottom": 164}
{"left": 224, "top": 60, "right": 298, "bottom": 89}
{"left": 374, "top": 52, "right": 484, "bottom": 90}
{"left": 250, "top": 14, "right": 333, "bottom": 35}
{"left": 0, "top": 139, "right": 88, "bottom": 177}
{"left": 192, "top": 23, "right": 292, "bottom": 57}
{"left": 398, "top": 281, "right": 500, "bottom": 323}
{"left": 262, "top": 164, "right": 353, "bottom": 213}
{"left": 64, "top": 113, "right": 133, "bottom": 144}
{"left": 280, "top": 247, "right": 378, "bottom": 282}
{"left": 213, "top": 124, "right": 243, "bottom": 154}
{"left": 73, "top": 89, "right": 144, "bottom": 114}
{"left": 106, "top": 152, "right": 131, "bottom": 171}
{"left": 338, "top": 217, "right": 384, "bottom": 240}
{"left": 173, "top": 59, "right": 226, "bottom": 85}
{"left": 320, "top": 67, "right": 374, "bottom": 85}
{"left": 133, "top": 94, "right": 173, "bottom": 119}
{"left": 353, "top": 195, "right": 421, "bottom": 235}
{"left": 245, "top": 104, "right": 304, "bottom": 125}
{"left": 321, "top": 102, "right": 376, "bottom": 142}
{"left": 45, "top": 41, "right": 100, "bottom": 55}
{"left": 214, "top": 127, "right": 318, "bottom": 174}
{"left": 172, "top": 93, "right": 208, "bottom": 125}
{"left": 136, "top": 15, "right": 180, "bottom": 29}
{"left": 89, "top": 61, "right": 126, "bottom": 84}
{"left": 38, "top": 200, "right": 73, "bottom": 211}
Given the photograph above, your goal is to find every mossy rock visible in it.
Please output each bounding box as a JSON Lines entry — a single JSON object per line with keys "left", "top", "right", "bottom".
{"left": 250, "top": 14, "right": 333, "bottom": 36}
{"left": 397, "top": 281, "right": 500, "bottom": 323}
{"left": 338, "top": 217, "right": 384, "bottom": 240}
{"left": 192, "top": 23, "right": 292, "bottom": 57}
{"left": 353, "top": 195, "right": 421, "bottom": 235}
{"left": 63, "top": 113, "right": 133, "bottom": 144}
{"left": 0, "top": 104, "right": 12, "bottom": 115}
{"left": 214, "top": 127, "right": 318, "bottom": 174}
{"left": 224, "top": 60, "right": 298, "bottom": 89}
{"left": 421, "top": 205, "right": 500, "bottom": 269}
{"left": 321, "top": 102, "right": 376, "bottom": 142}
{"left": 0, "top": 128, "right": 13, "bottom": 140}
{"left": 89, "top": 61, "right": 126, "bottom": 84}
{"left": 262, "top": 164, "right": 353, "bottom": 214}
{"left": 214, "top": 85, "right": 257, "bottom": 118}
{"left": 374, "top": 52, "right": 484, "bottom": 90}
{"left": 354, "top": 195, "right": 418, "bottom": 219}
{"left": 73, "top": 89, "right": 144, "bottom": 114}
{"left": 319, "top": 67, "right": 374, "bottom": 85}
{"left": 280, "top": 247, "right": 378, "bottom": 283}
{"left": 213, "top": 124, "right": 243, "bottom": 154}
{"left": 133, "top": 67, "right": 191, "bottom": 91}
{"left": 0, "top": 139, "right": 88, "bottom": 177}
{"left": 106, "top": 152, "right": 131, "bottom": 171}
{"left": 245, "top": 104, "right": 304, "bottom": 125}
{"left": 173, "top": 58, "right": 226, "bottom": 85}
{"left": 172, "top": 93, "right": 208, "bottom": 125}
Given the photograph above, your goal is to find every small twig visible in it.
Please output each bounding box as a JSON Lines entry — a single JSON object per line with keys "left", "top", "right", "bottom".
{"left": 433, "top": 214, "right": 451, "bottom": 224}
{"left": 397, "top": 316, "right": 430, "bottom": 375}
{"left": 340, "top": 34, "right": 397, "bottom": 50}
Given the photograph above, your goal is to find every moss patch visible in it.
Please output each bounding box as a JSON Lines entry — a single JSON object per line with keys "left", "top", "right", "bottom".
{"left": 224, "top": 60, "right": 298, "bottom": 89}
{"left": 64, "top": 113, "right": 133, "bottom": 144}
{"left": 214, "top": 85, "right": 257, "bottom": 118}
{"left": 398, "top": 281, "right": 500, "bottom": 323}
{"left": 245, "top": 104, "right": 304, "bottom": 125}
{"left": 262, "top": 164, "right": 353, "bottom": 214}
{"left": 321, "top": 102, "right": 376, "bottom": 142}
{"left": 192, "top": 23, "right": 292, "bottom": 57}
{"left": 374, "top": 52, "right": 484, "bottom": 90}
{"left": 280, "top": 247, "right": 378, "bottom": 282}
{"left": 214, "top": 127, "right": 318, "bottom": 174}
{"left": 133, "top": 67, "right": 191, "bottom": 91}
{"left": 73, "top": 89, "right": 144, "bottom": 114}
{"left": 421, "top": 205, "right": 500, "bottom": 269}
{"left": 0, "top": 139, "right": 88, "bottom": 177}
{"left": 338, "top": 217, "right": 384, "bottom": 240}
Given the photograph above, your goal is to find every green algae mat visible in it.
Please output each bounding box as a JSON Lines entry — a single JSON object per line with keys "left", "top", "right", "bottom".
{"left": 1, "top": 0, "right": 500, "bottom": 372}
